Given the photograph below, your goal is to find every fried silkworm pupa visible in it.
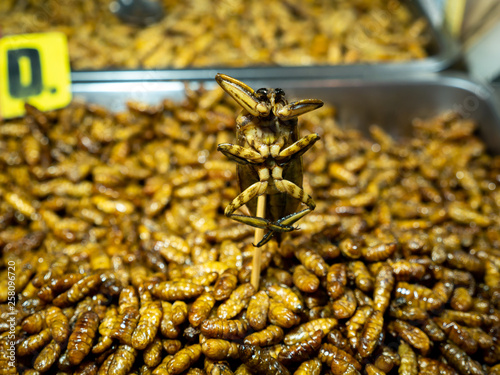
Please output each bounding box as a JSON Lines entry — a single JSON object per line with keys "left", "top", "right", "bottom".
{"left": 160, "top": 302, "right": 180, "bottom": 339}
{"left": 214, "top": 268, "right": 239, "bottom": 301}
{"left": 239, "top": 344, "right": 290, "bottom": 375}
{"left": 204, "top": 358, "right": 233, "bottom": 375}
{"left": 293, "top": 358, "right": 322, "bottom": 375}
{"left": 38, "top": 273, "right": 85, "bottom": 302}
{"left": 358, "top": 309, "right": 384, "bottom": 358}
{"left": 151, "top": 354, "right": 174, "bottom": 375}
{"left": 295, "top": 248, "right": 328, "bottom": 278}
{"left": 284, "top": 317, "right": 337, "bottom": 345}
{"left": 131, "top": 300, "right": 162, "bottom": 350}
{"left": 348, "top": 261, "right": 374, "bottom": 292}
{"left": 244, "top": 325, "right": 284, "bottom": 347}
{"left": 326, "top": 329, "right": 351, "bottom": 354}
{"left": 267, "top": 284, "right": 303, "bottom": 313}
{"left": 389, "top": 302, "right": 428, "bottom": 321}
{"left": 33, "top": 339, "right": 62, "bottom": 372}
{"left": 53, "top": 273, "right": 102, "bottom": 307}
{"left": 388, "top": 260, "right": 426, "bottom": 281}
{"left": 277, "top": 329, "right": 322, "bottom": 365}
{"left": 373, "top": 264, "right": 395, "bottom": 314}
{"left": 326, "top": 263, "right": 347, "bottom": 300}
{"left": 189, "top": 292, "right": 216, "bottom": 327}
{"left": 398, "top": 341, "right": 418, "bottom": 375}
{"left": 247, "top": 290, "right": 270, "bottom": 331}
{"left": 434, "top": 318, "right": 478, "bottom": 355}
{"left": 45, "top": 306, "right": 70, "bottom": 344}
{"left": 394, "top": 282, "right": 442, "bottom": 311}
{"left": 111, "top": 305, "right": 140, "bottom": 345}
{"left": 163, "top": 339, "right": 182, "bottom": 355}
{"left": 108, "top": 344, "right": 137, "bottom": 375}
{"left": 362, "top": 242, "right": 397, "bottom": 262}
{"left": 374, "top": 346, "right": 400, "bottom": 373}
{"left": 331, "top": 288, "right": 357, "bottom": 319}
{"left": 151, "top": 281, "right": 204, "bottom": 301}
{"left": 67, "top": 311, "right": 99, "bottom": 365}
{"left": 92, "top": 306, "right": 118, "bottom": 354}
{"left": 22, "top": 311, "right": 45, "bottom": 334}
{"left": 389, "top": 319, "right": 431, "bottom": 355}
{"left": 200, "top": 318, "right": 248, "bottom": 340}
{"left": 418, "top": 356, "right": 459, "bottom": 375}
{"left": 450, "top": 287, "right": 473, "bottom": 312}
{"left": 143, "top": 337, "right": 163, "bottom": 368}
{"left": 293, "top": 265, "right": 320, "bottom": 293}
{"left": 440, "top": 342, "right": 484, "bottom": 375}
{"left": 234, "top": 364, "right": 252, "bottom": 375}
{"left": 74, "top": 360, "right": 99, "bottom": 375}
{"left": 17, "top": 328, "right": 51, "bottom": 356}
{"left": 365, "top": 364, "right": 385, "bottom": 375}
{"left": 201, "top": 339, "right": 240, "bottom": 360}
{"left": 218, "top": 283, "right": 255, "bottom": 319}
{"left": 268, "top": 301, "right": 300, "bottom": 329}
{"left": 167, "top": 344, "right": 202, "bottom": 375}
{"left": 318, "top": 343, "right": 361, "bottom": 372}
{"left": 172, "top": 301, "right": 188, "bottom": 326}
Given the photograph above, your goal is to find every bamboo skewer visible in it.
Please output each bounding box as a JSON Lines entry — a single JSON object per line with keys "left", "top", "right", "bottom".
{"left": 251, "top": 194, "right": 266, "bottom": 290}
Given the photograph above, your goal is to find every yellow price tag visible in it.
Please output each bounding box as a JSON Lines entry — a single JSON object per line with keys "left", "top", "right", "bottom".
{"left": 0, "top": 32, "right": 71, "bottom": 119}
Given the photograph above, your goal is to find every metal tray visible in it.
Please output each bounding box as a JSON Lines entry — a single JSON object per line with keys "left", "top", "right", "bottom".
{"left": 72, "top": 73, "right": 500, "bottom": 154}
{"left": 71, "top": 0, "right": 459, "bottom": 82}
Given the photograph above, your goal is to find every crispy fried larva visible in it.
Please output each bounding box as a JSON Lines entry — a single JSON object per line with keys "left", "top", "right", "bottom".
{"left": 268, "top": 301, "right": 300, "bottom": 329}
{"left": 246, "top": 290, "right": 270, "bottom": 331}
{"left": 189, "top": 292, "right": 216, "bottom": 327}
{"left": 92, "top": 306, "right": 118, "bottom": 354}
{"left": 17, "top": 328, "right": 52, "bottom": 356}
{"left": 160, "top": 301, "right": 179, "bottom": 339}
{"left": 214, "top": 268, "right": 239, "bottom": 301}
{"left": 362, "top": 242, "right": 397, "bottom": 262}
{"left": 163, "top": 339, "right": 182, "bottom": 355}
{"left": 278, "top": 329, "right": 322, "bottom": 365}
{"left": 434, "top": 318, "right": 478, "bottom": 355}
{"left": 284, "top": 317, "right": 338, "bottom": 346}
{"left": 450, "top": 287, "right": 473, "bottom": 312}
{"left": 418, "top": 356, "right": 459, "bottom": 375}
{"left": 152, "top": 281, "right": 204, "bottom": 301}
{"left": 200, "top": 319, "right": 248, "bottom": 340}
{"left": 440, "top": 342, "right": 485, "bottom": 375}
{"left": 373, "top": 264, "right": 395, "bottom": 314}
{"left": 420, "top": 318, "right": 446, "bottom": 342}
{"left": 388, "top": 260, "right": 426, "bottom": 281}
{"left": 112, "top": 305, "right": 140, "bottom": 345}
{"left": 398, "top": 341, "right": 417, "bottom": 375}
{"left": 67, "top": 311, "right": 99, "bottom": 365}
{"left": 267, "top": 284, "right": 303, "bottom": 313}
{"left": 394, "top": 282, "right": 443, "bottom": 311}
{"left": 218, "top": 283, "right": 255, "bottom": 319}
{"left": 22, "top": 311, "right": 45, "bottom": 334}
{"left": 348, "top": 261, "right": 374, "bottom": 292}
{"left": 167, "top": 344, "right": 202, "bottom": 375}
{"left": 326, "top": 263, "right": 347, "bottom": 300}
{"left": 295, "top": 248, "right": 328, "bottom": 278}
{"left": 131, "top": 300, "right": 162, "bottom": 350}
{"left": 108, "top": 344, "right": 137, "bottom": 375}
{"left": 293, "top": 358, "right": 322, "bottom": 375}
{"left": 374, "top": 346, "right": 400, "bottom": 373}
{"left": 239, "top": 344, "right": 290, "bottom": 375}
{"left": 53, "top": 274, "right": 102, "bottom": 307}
{"left": 201, "top": 339, "right": 240, "bottom": 360}
{"left": 172, "top": 301, "right": 188, "bottom": 326}
{"left": 244, "top": 322, "right": 284, "bottom": 347}
{"left": 143, "top": 337, "right": 163, "bottom": 368}
{"left": 45, "top": 306, "right": 70, "bottom": 344}
{"left": 358, "top": 309, "right": 384, "bottom": 358}
{"left": 33, "top": 339, "right": 61, "bottom": 372}
{"left": 318, "top": 343, "right": 361, "bottom": 371}
{"left": 204, "top": 358, "right": 233, "bottom": 375}
{"left": 331, "top": 288, "right": 357, "bottom": 319}
{"left": 293, "top": 265, "right": 320, "bottom": 293}
{"left": 387, "top": 319, "right": 430, "bottom": 355}
{"left": 38, "top": 273, "right": 85, "bottom": 302}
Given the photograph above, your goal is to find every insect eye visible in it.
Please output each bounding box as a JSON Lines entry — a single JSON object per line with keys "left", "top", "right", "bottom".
{"left": 255, "top": 88, "right": 269, "bottom": 100}
{"left": 275, "top": 88, "right": 285, "bottom": 98}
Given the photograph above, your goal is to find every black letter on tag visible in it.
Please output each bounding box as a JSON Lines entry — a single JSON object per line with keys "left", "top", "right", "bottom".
{"left": 7, "top": 48, "right": 43, "bottom": 98}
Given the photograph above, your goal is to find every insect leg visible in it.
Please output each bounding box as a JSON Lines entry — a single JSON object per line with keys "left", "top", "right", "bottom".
{"left": 275, "top": 133, "right": 320, "bottom": 161}
{"left": 272, "top": 166, "right": 316, "bottom": 209}
{"left": 255, "top": 208, "right": 312, "bottom": 247}
{"left": 217, "top": 144, "right": 266, "bottom": 164}
{"left": 275, "top": 99, "right": 324, "bottom": 120}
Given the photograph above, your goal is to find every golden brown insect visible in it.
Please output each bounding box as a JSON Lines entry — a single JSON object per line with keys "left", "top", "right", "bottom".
{"left": 278, "top": 329, "right": 322, "bottom": 365}
{"left": 108, "top": 344, "right": 137, "bottom": 375}
{"left": 204, "top": 358, "right": 234, "bottom": 375}
{"left": 418, "top": 356, "right": 459, "bottom": 375}
{"left": 246, "top": 290, "right": 270, "bottom": 331}
{"left": 152, "top": 281, "right": 205, "bottom": 301}
{"left": 33, "top": 339, "right": 61, "bottom": 372}
{"left": 295, "top": 248, "right": 329, "bottom": 278}
{"left": 293, "top": 358, "right": 322, "bottom": 375}
{"left": 389, "top": 303, "right": 428, "bottom": 321}
{"left": 318, "top": 343, "right": 361, "bottom": 372}
{"left": 268, "top": 300, "right": 300, "bottom": 329}
{"left": 398, "top": 341, "right": 418, "bottom": 375}
{"left": 434, "top": 318, "right": 478, "bottom": 355}
{"left": 216, "top": 74, "right": 323, "bottom": 246}
{"left": 200, "top": 319, "right": 248, "bottom": 340}
{"left": 202, "top": 339, "right": 240, "bottom": 360}
{"left": 218, "top": 283, "right": 255, "bottom": 319}
{"left": 167, "top": 344, "right": 202, "bottom": 375}
{"left": 38, "top": 273, "right": 85, "bottom": 302}
{"left": 143, "top": 337, "right": 163, "bottom": 368}
{"left": 394, "top": 282, "right": 443, "bottom": 311}
{"left": 22, "top": 311, "right": 45, "bottom": 334}
{"left": 17, "top": 328, "right": 52, "bottom": 356}
{"left": 45, "top": 306, "right": 70, "bottom": 344}
{"left": 267, "top": 284, "right": 303, "bottom": 313}
{"left": 162, "top": 339, "right": 182, "bottom": 355}
{"left": 388, "top": 260, "right": 426, "bottom": 281}
{"left": 293, "top": 265, "right": 319, "bottom": 293}
{"left": 112, "top": 305, "right": 140, "bottom": 345}
{"left": 67, "top": 311, "right": 99, "bottom": 365}
{"left": 284, "top": 317, "right": 337, "bottom": 345}
{"left": 171, "top": 301, "right": 188, "bottom": 326}
{"left": 373, "top": 264, "right": 395, "bottom": 314}
{"left": 326, "top": 263, "right": 347, "bottom": 300}
{"left": 53, "top": 273, "right": 102, "bottom": 307}
{"left": 189, "top": 292, "right": 216, "bottom": 327}
{"left": 348, "top": 261, "right": 374, "bottom": 292}
{"left": 239, "top": 344, "right": 290, "bottom": 375}
{"left": 213, "top": 268, "right": 239, "bottom": 301}
{"left": 92, "top": 306, "right": 118, "bottom": 354}
{"left": 160, "top": 302, "right": 180, "bottom": 339}
{"left": 387, "top": 319, "right": 430, "bottom": 355}
{"left": 358, "top": 309, "right": 384, "bottom": 358}
{"left": 244, "top": 325, "right": 284, "bottom": 347}
{"left": 131, "top": 300, "right": 162, "bottom": 350}
{"left": 362, "top": 242, "right": 397, "bottom": 262}
{"left": 451, "top": 288, "right": 472, "bottom": 312}
{"left": 440, "top": 342, "right": 484, "bottom": 375}
{"left": 374, "top": 346, "right": 400, "bottom": 373}
{"left": 331, "top": 288, "right": 357, "bottom": 319}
